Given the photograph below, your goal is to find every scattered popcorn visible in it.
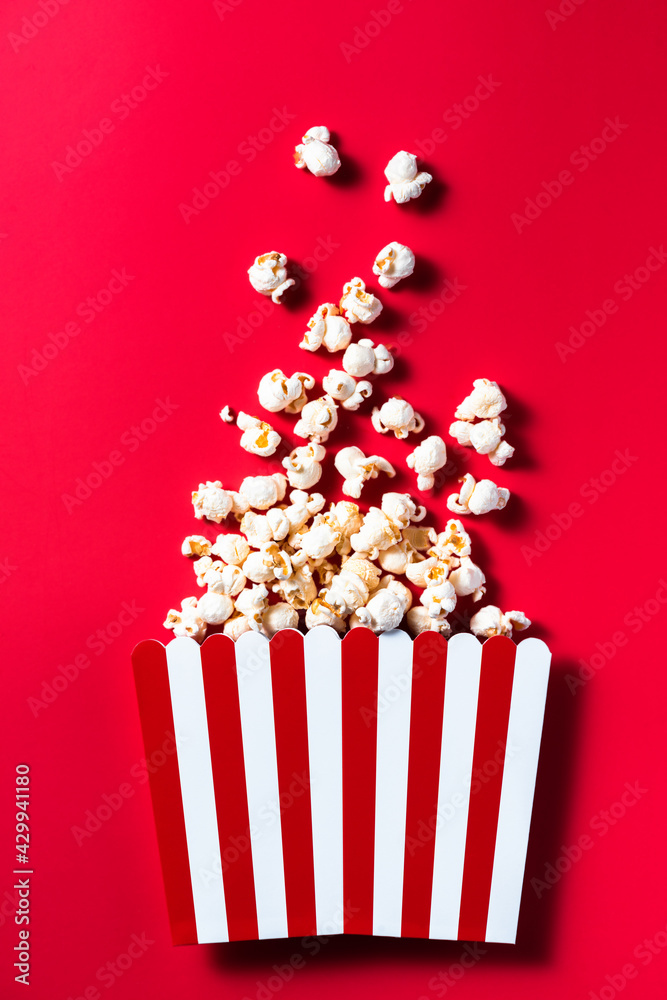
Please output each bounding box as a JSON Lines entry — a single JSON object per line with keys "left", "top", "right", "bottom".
{"left": 197, "top": 591, "right": 235, "bottom": 625}
{"left": 372, "top": 242, "right": 415, "bottom": 288}
{"left": 342, "top": 557, "right": 382, "bottom": 591}
{"left": 420, "top": 577, "right": 457, "bottom": 618}
{"left": 223, "top": 614, "right": 253, "bottom": 641}
{"left": 282, "top": 442, "right": 326, "bottom": 490}
{"left": 300, "top": 303, "right": 352, "bottom": 353}
{"left": 192, "top": 481, "right": 234, "bottom": 523}
{"left": 406, "top": 435, "right": 447, "bottom": 491}
{"left": 193, "top": 556, "right": 213, "bottom": 587}
{"left": 163, "top": 597, "right": 206, "bottom": 641}
{"left": 470, "top": 606, "right": 531, "bottom": 639}
{"left": 377, "top": 574, "right": 413, "bottom": 614}
{"left": 446, "top": 474, "right": 510, "bottom": 515}
{"left": 455, "top": 378, "right": 507, "bottom": 421}
{"left": 293, "top": 394, "right": 338, "bottom": 442}
{"left": 322, "top": 369, "right": 373, "bottom": 411}
{"left": 305, "top": 599, "right": 346, "bottom": 633}
{"left": 262, "top": 602, "right": 300, "bottom": 636}
{"left": 239, "top": 473, "right": 287, "bottom": 510}
{"left": 405, "top": 556, "right": 439, "bottom": 588}
{"left": 406, "top": 606, "right": 452, "bottom": 637}
{"left": 372, "top": 397, "right": 425, "bottom": 439}
{"left": 236, "top": 411, "right": 281, "bottom": 457}
{"left": 258, "top": 369, "right": 315, "bottom": 413}
{"left": 381, "top": 492, "right": 426, "bottom": 529}
{"left": 273, "top": 564, "right": 317, "bottom": 609}
{"left": 210, "top": 532, "right": 250, "bottom": 565}
{"left": 219, "top": 405, "right": 234, "bottom": 423}
{"left": 301, "top": 519, "right": 341, "bottom": 560}
{"left": 350, "top": 588, "right": 404, "bottom": 633}
{"left": 342, "top": 339, "right": 393, "bottom": 378}
{"left": 449, "top": 415, "right": 515, "bottom": 467}
{"left": 322, "top": 570, "right": 370, "bottom": 617}
{"left": 294, "top": 126, "right": 341, "bottom": 177}
{"left": 334, "top": 445, "right": 396, "bottom": 498}
{"left": 449, "top": 556, "right": 486, "bottom": 601}
{"left": 339, "top": 278, "right": 383, "bottom": 324}
{"left": 247, "top": 252, "right": 295, "bottom": 303}
{"left": 350, "top": 507, "right": 401, "bottom": 560}
{"left": 429, "top": 519, "right": 471, "bottom": 559}
{"left": 384, "top": 151, "right": 432, "bottom": 204}
{"left": 203, "top": 561, "right": 246, "bottom": 596}
{"left": 181, "top": 535, "right": 212, "bottom": 558}
{"left": 234, "top": 584, "right": 269, "bottom": 631}
{"left": 488, "top": 440, "right": 516, "bottom": 467}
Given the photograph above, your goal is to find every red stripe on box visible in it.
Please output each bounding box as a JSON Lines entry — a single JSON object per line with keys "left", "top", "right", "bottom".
{"left": 200, "top": 633, "right": 259, "bottom": 942}
{"left": 132, "top": 640, "right": 198, "bottom": 945}
{"left": 401, "top": 631, "right": 448, "bottom": 938}
{"left": 269, "top": 630, "right": 317, "bottom": 938}
{"left": 457, "top": 636, "right": 516, "bottom": 941}
{"left": 341, "top": 627, "right": 379, "bottom": 935}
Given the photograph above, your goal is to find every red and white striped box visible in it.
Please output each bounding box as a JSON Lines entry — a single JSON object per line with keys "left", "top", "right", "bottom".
{"left": 132, "top": 627, "right": 550, "bottom": 945}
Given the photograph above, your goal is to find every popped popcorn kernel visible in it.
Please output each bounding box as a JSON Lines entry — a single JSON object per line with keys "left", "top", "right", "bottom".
{"left": 383, "top": 151, "right": 432, "bottom": 204}
{"left": 372, "top": 242, "right": 415, "bottom": 288}
{"left": 342, "top": 338, "right": 393, "bottom": 377}
{"left": 197, "top": 590, "right": 235, "bottom": 625}
{"left": 446, "top": 474, "right": 510, "bottom": 515}
{"left": 237, "top": 411, "right": 281, "bottom": 457}
{"left": 282, "top": 442, "right": 326, "bottom": 490}
{"left": 470, "top": 606, "right": 531, "bottom": 639}
{"left": 334, "top": 445, "right": 396, "bottom": 498}
{"left": 234, "top": 584, "right": 269, "bottom": 631}
{"left": 258, "top": 369, "right": 315, "bottom": 413}
{"left": 305, "top": 599, "right": 346, "bottom": 633}
{"left": 406, "top": 436, "right": 447, "bottom": 491}
{"left": 322, "top": 570, "right": 370, "bottom": 617}
{"left": 372, "top": 397, "right": 425, "bottom": 439}
{"left": 163, "top": 597, "right": 206, "bottom": 641}
{"left": 339, "top": 278, "right": 383, "bottom": 324}
{"left": 294, "top": 126, "right": 341, "bottom": 177}
{"left": 262, "top": 602, "right": 300, "bottom": 636}
{"left": 192, "top": 481, "right": 234, "bottom": 523}
{"left": 210, "top": 532, "right": 250, "bottom": 566}
{"left": 247, "top": 252, "right": 295, "bottom": 303}
{"left": 322, "top": 369, "right": 373, "bottom": 411}
{"left": 455, "top": 378, "right": 507, "bottom": 421}
{"left": 351, "top": 588, "right": 404, "bottom": 633}
{"left": 219, "top": 405, "right": 234, "bottom": 423}
{"left": 449, "top": 556, "right": 486, "bottom": 601}
{"left": 181, "top": 535, "right": 212, "bottom": 558}
{"left": 406, "top": 606, "right": 451, "bottom": 637}
{"left": 293, "top": 395, "right": 338, "bottom": 442}
{"left": 223, "top": 614, "right": 253, "bottom": 641}
{"left": 301, "top": 304, "right": 352, "bottom": 353}
{"left": 239, "top": 473, "right": 287, "bottom": 510}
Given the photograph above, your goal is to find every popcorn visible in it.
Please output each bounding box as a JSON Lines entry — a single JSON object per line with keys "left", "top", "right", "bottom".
{"left": 406, "top": 436, "right": 447, "bottom": 491}
{"left": 383, "top": 151, "right": 432, "bottom": 204}
{"left": 329, "top": 500, "right": 363, "bottom": 551}
{"left": 446, "top": 474, "right": 510, "bottom": 515}
{"left": 283, "top": 490, "right": 326, "bottom": 532}
{"left": 372, "top": 397, "right": 425, "bottom": 439}
{"left": 181, "top": 535, "right": 212, "bottom": 557}
{"left": 377, "top": 574, "right": 412, "bottom": 613}
{"left": 322, "top": 370, "right": 373, "bottom": 411}
{"left": 470, "top": 606, "right": 531, "bottom": 639}
{"left": 322, "top": 570, "right": 370, "bottom": 617}
{"left": 243, "top": 549, "right": 277, "bottom": 584}
{"left": 350, "top": 507, "right": 401, "bottom": 560}
{"left": 193, "top": 556, "right": 213, "bottom": 587}
{"left": 488, "top": 440, "right": 516, "bottom": 468}
{"left": 406, "top": 606, "right": 452, "bottom": 637}
{"left": 203, "top": 561, "right": 246, "bottom": 596}
{"left": 236, "top": 411, "right": 281, "bottom": 457}
{"left": 429, "top": 519, "right": 471, "bottom": 559}
{"left": 266, "top": 506, "right": 290, "bottom": 541}
{"left": 300, "top": 518, "right": 341, "bottom": 560}
{"left": 262, "top": 602, "right": 300, "bottom": 636}
{"left": 234, "top": 584, "right": 269, "bottom": 631}
{"left": 342, "top": 339, "right": 393, "bottom": 378}
{"left": 239, "top": 511, "right": 274, "bottom": 548}
{"left": 300, "top": 304, "right": 352, "bottom": 353}
{"left": 294, "top": 126, "right": 341, "bottom": 177}
{"left": 163, "top": 597, "right": 206, "bottom": 641}
{"left": 372, "top": 242, "right": 415, "bottom": 288}
{"left": 378, "top": 539, "right": 415, "bottom": 575}
{"left": 339, "top": 278, "right": 383, "bottom": 324}
{"left": 448, "top": 556, "right": 486, "bottom": 601}
{"left": 258, "top": 369, "right": 315, "bottom": 413}
{"left": 273, "top": 564, "right": 317, "bottom": 609}
{"left": 305, "top": 599, "right": 346, "bottom": 633}
{"left": 420, "top": 578, "right": 457, "bottom": 618}
{"left": 282, "top": 442, "right": 326, "bottom": 490}
{"left": 210, "top": 532, "right": 250, "bottom": 565}
{"left": 455, "top": 378, "right": 507, "bottom": 421}
{"left": 381, "top": 492, "right": 426, "bottom": 530}
{"left": 350, "top": 588, "right": 404, "bottom": 633}
{"left": 223, "top": 614, "right": 253, "bottom": 641}
{"left": 334, "top": 445, "right": 396, "bottom": 498}
{"left": 405, "top": 556, "right": 439, "bottom": 588}
{"left": 449, "top": 417, "right": 515, "bottom": 467}
{"left": 219, "top": 406, "right": 234, "bottom": 423}
{"left": 192, "top": 481, "right": 234, "bottom": 523}
{"left": 247, "top": 252, "right": 295, "bottom": 303}
{"left": 403, "top": 525, "right": 438, "bottom": 551}
{"left": 293, "top": 395, "right": 338, "bottom": 442}
{"left": 197, "top": 590, "right": 235, "bottom": 625}
{"left": 239, "top": 473, "right": 287, "bottom": 510}
{"left": 342, "top": 557, "right": 382, "bottom": 591}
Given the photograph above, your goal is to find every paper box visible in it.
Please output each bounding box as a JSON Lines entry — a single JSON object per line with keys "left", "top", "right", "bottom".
{"left": 132, "top": 627, "right": 550, "bottom": 944}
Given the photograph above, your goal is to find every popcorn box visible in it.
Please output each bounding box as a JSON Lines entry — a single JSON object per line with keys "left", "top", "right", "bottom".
{"left": 132, "top": 627, "right": 550, "bottom": 944}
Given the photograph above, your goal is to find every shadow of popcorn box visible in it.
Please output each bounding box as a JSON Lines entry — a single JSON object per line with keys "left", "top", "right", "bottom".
{"left": 132, "top": 627, "right": 550, "bottom": 944}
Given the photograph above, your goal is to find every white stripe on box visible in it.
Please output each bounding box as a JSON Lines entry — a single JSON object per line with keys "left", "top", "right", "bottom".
{"left": 234, "top": 631, "right": 288, "bottom": 940}
{"left": 304, "top": 627, "right": 344, "bottom": 935}
{"left": 485, "top": 638, "right": 551, "bottom": 944}
{"left": 429, "top": 633, "right": 483, "bottom": 940}
{"left": 165, "top": 637, "right": 229, "bottom": 943}
{"left": 373, "top": 629, "right": 414, "bottom": 937}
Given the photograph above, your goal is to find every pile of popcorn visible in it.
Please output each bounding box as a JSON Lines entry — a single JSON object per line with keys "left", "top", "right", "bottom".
{"left": 164, "top": 128, "right": 530, "bottom": 645}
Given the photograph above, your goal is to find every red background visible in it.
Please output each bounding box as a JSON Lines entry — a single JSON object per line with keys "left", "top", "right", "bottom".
{"left": 1, "top": 0, "right": 666, "bottom": 997}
